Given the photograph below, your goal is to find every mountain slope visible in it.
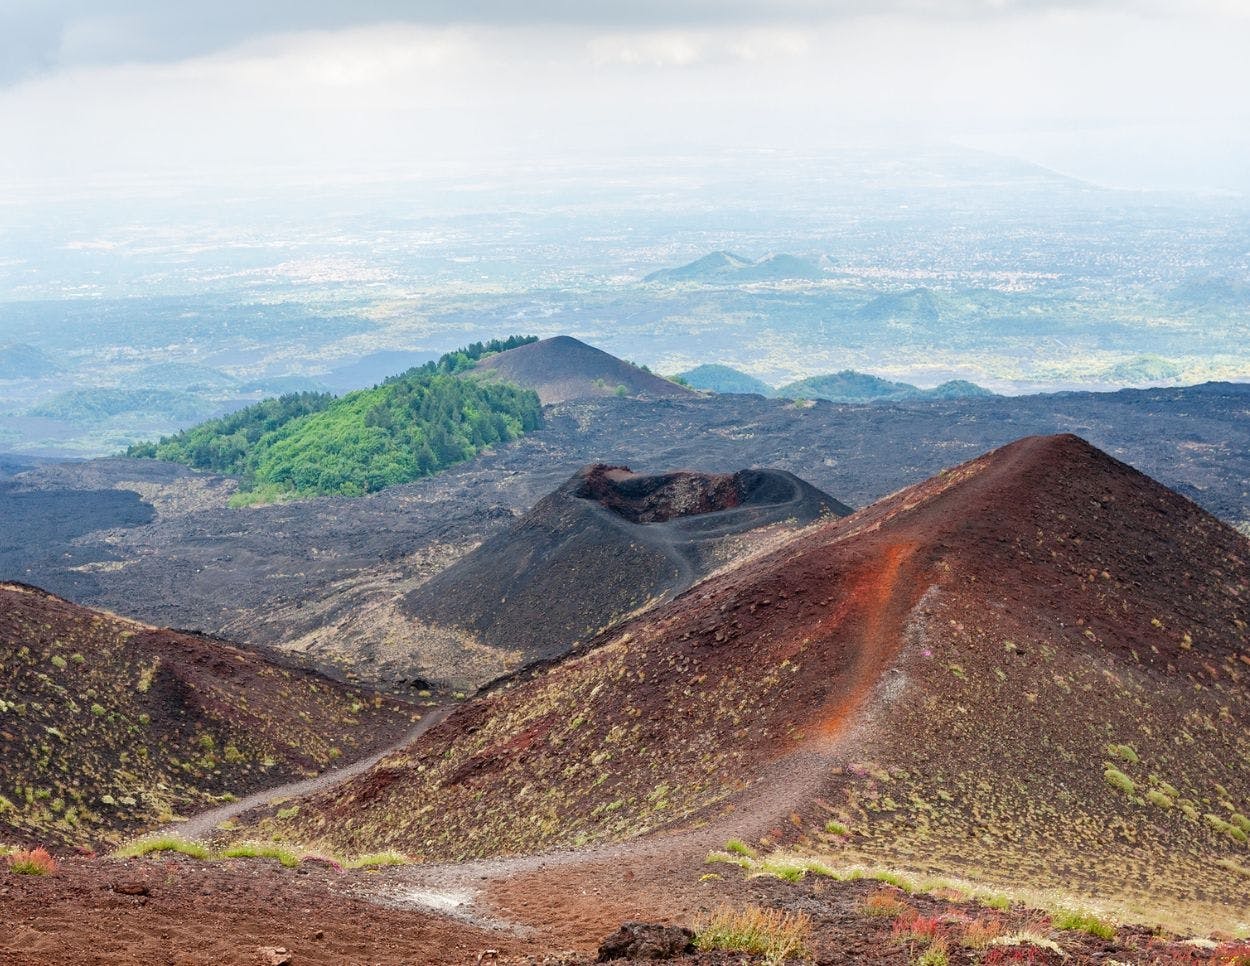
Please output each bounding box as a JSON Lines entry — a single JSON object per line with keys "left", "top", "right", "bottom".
{"left": 254, "top": 435, "right": 1250, "bottom": 926}
{"left": 396, "top": 464, "right": 848, "bottom": 689}
{"left": 0, "top": 583, "right": 420, "bottom": 848}
{"left": 473, "top": 336, "right": 695, "bottom": 405}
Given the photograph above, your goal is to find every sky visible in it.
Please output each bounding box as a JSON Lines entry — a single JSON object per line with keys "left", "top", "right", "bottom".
{"left": 0, "top": 0, "right": 1248, "bottom": 197}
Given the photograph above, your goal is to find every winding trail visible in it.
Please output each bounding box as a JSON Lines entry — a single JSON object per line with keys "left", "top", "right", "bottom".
{"left": 166, "top": 705, "right": 453, "bottom": 841}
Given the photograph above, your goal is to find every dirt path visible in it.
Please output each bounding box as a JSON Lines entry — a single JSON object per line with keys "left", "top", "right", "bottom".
{"left": 384, "top": 557, "right": 934, "bottom": 942}
{"left": 166, "top": 705, "right": 454, "bottom": 841}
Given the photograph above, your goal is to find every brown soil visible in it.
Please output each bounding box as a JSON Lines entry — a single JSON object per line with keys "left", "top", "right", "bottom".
{"left": 0, "top": 854, "right": 534, "bottom": 965}
{"left": 4, "top": 848, "right": 1246, "bottom": 965}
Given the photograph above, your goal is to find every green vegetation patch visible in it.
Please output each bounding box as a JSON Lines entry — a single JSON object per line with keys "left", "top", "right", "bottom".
{"left": 696, "top": 904, "right": 812, "bottom": 962}
{"left": 114, "top": 836, "right": 212, "bottom": 860}
{"left": 220, "top": 841, "right": 302, "bottom": 867}
{"left": 1052, "top": 908, "right": 1116, "bottom": 940}
{"left": 128, "top": 336, "right": 541, "bottom": 499}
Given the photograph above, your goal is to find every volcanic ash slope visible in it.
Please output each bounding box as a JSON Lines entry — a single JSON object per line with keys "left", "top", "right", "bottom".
{"left": 249, "top": 435, "right": 1250, "bottom": 926}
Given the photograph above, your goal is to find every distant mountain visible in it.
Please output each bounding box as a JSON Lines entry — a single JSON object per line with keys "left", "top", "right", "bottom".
{"left": 397, "top": 463, "right": 848, "bottom": 690}
{"left": 0, "top": 343, "right": 61, "bottom": 380}
{"left": 644, "top": 251, "right": 826, "bottom": 284}
{"left": 1104, "top": 356, "right": 1183, "bottom": 385}
{"left": 854, "top": 287, "right": 941, "bottom": 324}
{"left": 473, "top": 335, "right": 696, "bottom": 405}
{"left": 675, "top": 364, "right": 775, "bottom": 396}
{"left": 29, "top": 388, "right": 215, "bottom": 423}
{"left": 779, "top": 370, "right": 994, "bottom": 403}
{"left": 0, "top": 582, "right": 418, "bottom": 848}
{"left": 319, "top": 350, "right": 441, "bottom": 394}
{"left": 134, "top": 363, "right": 238, "bottom": 392}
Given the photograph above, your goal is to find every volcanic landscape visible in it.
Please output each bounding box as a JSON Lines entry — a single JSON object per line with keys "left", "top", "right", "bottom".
{"left": 3, "top": 337, "right": 1250, "bottom": 965}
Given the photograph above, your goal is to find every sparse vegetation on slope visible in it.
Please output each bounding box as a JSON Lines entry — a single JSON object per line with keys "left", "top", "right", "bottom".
{"left": 0, "top": 583, "right": 419, "bottom": 849}
{"left": 241, "top": 434, "right": 1250, "bottom": 933}
{"left": 126, "top": 336, "right": 542, "bottom": 499}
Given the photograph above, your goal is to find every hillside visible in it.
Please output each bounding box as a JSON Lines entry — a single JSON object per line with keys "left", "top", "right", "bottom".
{"left": 394, "top": 464, "right": 847, "bottom": 690}
{"left": 127, "top": 337, "right": 542, "bottom": 500}
{"left": 675, "top": 363, "right": 774, "bottom": 396}
{"left": 250, "top": 435, "right": 1250, "bottom": 928}
{"left": 473, "top": 336, "right": 696, "bottom": 405}
{"left": 0, "top": 583, "right": 420, "bottom": 849}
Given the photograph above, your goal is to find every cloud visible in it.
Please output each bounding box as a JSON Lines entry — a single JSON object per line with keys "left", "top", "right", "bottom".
{"left": 0, "top": 0, "right": 1180, "bottom": 85}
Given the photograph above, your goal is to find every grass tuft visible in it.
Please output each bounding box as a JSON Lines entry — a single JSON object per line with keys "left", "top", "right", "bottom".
{"left": 724, "top": 838, "right": 756, "bottom": 858}
{"left": 114, "top": 836, "right": 212, "bottom": 861}
{"left": 343, "top": 851, "right": 409, "bottom": 870}
{"left": 1053, "top": 908, "right": 1116, "bottom": 940}
{"left": 695, "top": 904, "right": 811, "bottom": 963}
{"left": 220, "top": 841, "right": 302, "bottom": 868}
{"left": 1103, "top": 767, "right": 1136, "bottom": 796}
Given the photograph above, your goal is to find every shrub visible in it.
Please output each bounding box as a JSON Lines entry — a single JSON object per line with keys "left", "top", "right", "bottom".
{"left": 1052, "top": 908, "right": 1115, "bottom": 940}
{"left": 114, "top": 836, "right": 212, "bottom": 860}
{"left": 695, "top": 904, "right": 811, "bottom": 963}
{"left": 343, "top": 851, "right": 409, "bottom": 870}
{"left": 1205, "top": 814, "right": 1249, "bottom": 844}
{"left": 7, "top": 846, "right": 57, "bottom": 875}
{"left": 1103, "top": 767, "right": 1135, "bottom": 795}
{"left": 220, "top": 842, "right": 302, "bottom": 868}
{"left": 914, "top": 940, "right": 950, "bottom": 966}
{"left": 862, "top": 890, "right": 911, "bottom": 918}
{"left": 893, "top": 914, "right": 948, "bottom": 944}
{"left": 961, "top": 918, "right": 1005, "bottom": 949}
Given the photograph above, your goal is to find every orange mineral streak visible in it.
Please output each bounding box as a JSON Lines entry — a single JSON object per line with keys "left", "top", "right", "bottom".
{"left": 812, "top": 541, "right": 923, "bottom": 738}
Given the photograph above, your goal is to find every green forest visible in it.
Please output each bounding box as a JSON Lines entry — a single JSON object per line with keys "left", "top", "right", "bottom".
{"left": 126, "top": 337, "right": 542, "bottom": 503}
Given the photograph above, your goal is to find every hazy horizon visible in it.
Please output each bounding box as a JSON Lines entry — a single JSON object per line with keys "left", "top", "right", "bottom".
{"left": 2, "top": 1, "right": 1248, "bottom": 198}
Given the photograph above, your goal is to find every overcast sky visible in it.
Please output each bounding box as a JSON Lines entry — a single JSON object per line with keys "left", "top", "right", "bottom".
{"left": 1, "top": 0, "right": 1247, "bottom": 196}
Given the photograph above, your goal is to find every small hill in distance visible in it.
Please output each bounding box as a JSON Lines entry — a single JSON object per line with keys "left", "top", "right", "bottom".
{"left": 677, "top": 364, "right": 994, "bottom": 402}
{"left": 854, "top": 287, "right": 942, "bottom": 324}
{"left": 473, "top": 335, "right": 696, "bottom": 405}
{"left": 1103, "top": 355, "right": 1184, "bottom": 385}
{"left": 29, "top": 388, "right": 217, "bottom": 424}
{"left": 397, "top": 463, "right": 848, "bottom": 690}
{"left": 0, "top": 343, "right": 61, "bottom": 380}
{"left": 644, "top": 251, "right": 827, "bottom": 284}
{"left": 676, "top": 363, "right": 775, "bottom": 396}
{"left": 0, "top": 582, "right": 419, "bottom": 849}
{"left": 779, "top": 370, "right": 995, "bottom": 402}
